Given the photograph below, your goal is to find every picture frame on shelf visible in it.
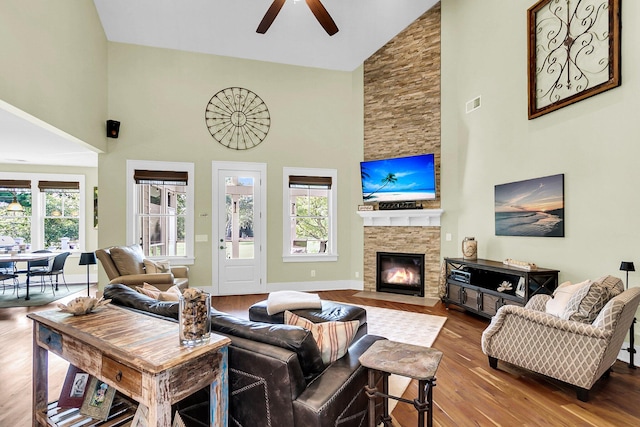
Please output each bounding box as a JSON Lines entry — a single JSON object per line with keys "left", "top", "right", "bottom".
{"left": 527, "top": 0, "right": 621, "bottom": 119}
{"left": 58, "top": 365, "right": 91, "bottom": 408}
{"left": 79, "top": 377, "right": 116, "bottom": 421}
{"left": 516, "top": 277, "right": 526, "bottom": 298}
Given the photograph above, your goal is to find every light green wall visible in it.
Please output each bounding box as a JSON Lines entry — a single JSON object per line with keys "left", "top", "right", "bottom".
{"left": 101, "top": 43, "right": 364, "bottom": 288}
{"left": 0, "top": 0, "right": 108, "bottom": 152}
{"left": 441, "top": 1, "right": 640, "bottom": 325}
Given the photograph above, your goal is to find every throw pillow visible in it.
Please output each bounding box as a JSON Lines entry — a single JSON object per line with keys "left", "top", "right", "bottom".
{"left": 136, "top": 283, "right": 160, "bottom": 299}
{"left": 143, "top": 258, "right": 171, "bottom": 274}
{"left": 545, "top": 280, "right": 590, "bottom": 318}
{"left": 565, "top": 275, "right": 625, "bottom": 323}
{"left": 284, "top": 310, "right": 358, "bottom": 364}
{"left": 135, "top": 283, "right": 182, "bottom": 301}
{"left": 109, "top": 245, "right": 145, "bottom": 275}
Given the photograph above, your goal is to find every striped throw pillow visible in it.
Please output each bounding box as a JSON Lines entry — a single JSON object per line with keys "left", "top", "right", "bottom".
{"left": 284, "top": 310, "right": 359, "bottom": 364}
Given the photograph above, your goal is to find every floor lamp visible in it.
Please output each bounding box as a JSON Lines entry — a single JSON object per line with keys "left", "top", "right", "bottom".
{"left": 79, "top": 252, "right": 97, "bottom": 297}
{"left": 620, "top": 261, "right": 636, "bottom": 369}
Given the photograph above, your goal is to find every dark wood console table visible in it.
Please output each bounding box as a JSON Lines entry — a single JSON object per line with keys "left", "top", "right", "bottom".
{"left": 29, "top": 305, "right": 230, "bottom": 426}
{"left": 443, "top": 258, "right": 559, "bottom": 318}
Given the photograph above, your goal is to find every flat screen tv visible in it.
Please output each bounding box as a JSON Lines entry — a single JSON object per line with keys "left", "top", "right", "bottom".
{"left": 360, "top": 153, "right": 436, "bottom": 204}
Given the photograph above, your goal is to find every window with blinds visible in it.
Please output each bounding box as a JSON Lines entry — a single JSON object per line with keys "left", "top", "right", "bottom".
{"left": 283, "top": 167, "right": 338, "bottom": 261}
{"left": 0, "top": 174, "right": 85, "bottom": 251}
{"left": 133, "top": 167, "right": 189, "bottom": 258}
{"left": 40, "top": 181, "right": 80, "bottom": 249}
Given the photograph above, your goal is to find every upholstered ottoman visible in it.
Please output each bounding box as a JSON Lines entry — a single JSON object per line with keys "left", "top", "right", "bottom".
{"left": 249, "top": 300, "right": 368, "bottom": 341}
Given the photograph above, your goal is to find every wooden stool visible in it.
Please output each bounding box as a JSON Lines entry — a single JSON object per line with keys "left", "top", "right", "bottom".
{"left": 359, "top": 340, "right": 442, "bottom": 427}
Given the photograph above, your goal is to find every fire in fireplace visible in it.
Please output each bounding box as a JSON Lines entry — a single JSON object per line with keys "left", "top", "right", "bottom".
{"left": 376, "top": 252, "right": 425, "bottom": 297}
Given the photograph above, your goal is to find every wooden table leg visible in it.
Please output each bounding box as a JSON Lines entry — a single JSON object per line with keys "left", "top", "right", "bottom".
{"left": 210, "top": 347, "right": 228, "bottom": 427}
{"left": 32, "top": 323, "right": 48, "bottom": 427}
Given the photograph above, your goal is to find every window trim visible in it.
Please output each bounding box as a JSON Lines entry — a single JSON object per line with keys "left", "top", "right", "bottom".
{"left": 126, "top": 160, "right": 195, "bottom": 264}
{"left": 0, "top": 172, "right": 85, "bottom": 252}
{"left": 282, "top": 167, "right": 338, "bottom": 263}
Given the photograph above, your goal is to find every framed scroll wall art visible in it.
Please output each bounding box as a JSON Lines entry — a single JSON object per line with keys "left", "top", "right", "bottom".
{"left": 527, "top": 0, "right": 621, "bottom": 119}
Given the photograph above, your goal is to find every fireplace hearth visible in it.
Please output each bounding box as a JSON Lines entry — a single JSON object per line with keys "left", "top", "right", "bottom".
{"left": 376, "top": 252, "right": 425, "bottom": 297}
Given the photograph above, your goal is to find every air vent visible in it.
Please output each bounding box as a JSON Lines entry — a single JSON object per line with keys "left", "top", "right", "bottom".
{"left": 466, "top": 96, "right": 481, "bottom": 114}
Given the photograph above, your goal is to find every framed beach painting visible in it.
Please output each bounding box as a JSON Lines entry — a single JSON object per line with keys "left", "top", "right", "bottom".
{"left": 495, "top": 174, "right": 564, "bottom": 237}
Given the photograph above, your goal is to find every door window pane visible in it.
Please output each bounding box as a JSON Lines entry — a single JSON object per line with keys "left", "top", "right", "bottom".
{"left": 224, "top": 176, "right": 254, "bottom": 260}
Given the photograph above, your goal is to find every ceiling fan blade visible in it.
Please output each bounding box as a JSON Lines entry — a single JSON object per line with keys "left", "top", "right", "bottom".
{"left": 305, "top": 0, "right": 339, "bottom": 36}
{"left": 257, "top": 0, "right": 287, "bottom": 34}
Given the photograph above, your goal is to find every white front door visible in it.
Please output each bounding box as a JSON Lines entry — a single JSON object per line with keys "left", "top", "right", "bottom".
{"left": 212, "top": 162, "right": 266, "bottom": 295}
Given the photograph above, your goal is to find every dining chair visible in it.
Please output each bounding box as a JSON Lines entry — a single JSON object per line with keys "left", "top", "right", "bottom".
{"left": 15, "top": 249, "right": 52, "bottom": 275}
{"left": 28, "top": 252, "right": 70, "bottom": 294}
{"left": 0, "top": 261, "right": 19, "bottom": 296}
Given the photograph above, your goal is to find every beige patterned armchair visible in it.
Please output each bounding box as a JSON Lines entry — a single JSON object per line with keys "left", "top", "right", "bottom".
{"left": 481, "top": 281, "right": 640, "bottom": 401}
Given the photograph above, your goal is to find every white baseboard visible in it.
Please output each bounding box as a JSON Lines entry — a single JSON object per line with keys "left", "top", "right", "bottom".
{"left": 40, "top": 273, "right": 97, "bottom": 286}
{"left": 617, "top": 342, "right": 639, "bottom": 365}
{"left": 266, "top": 279, "right": 364, "bottom": 293}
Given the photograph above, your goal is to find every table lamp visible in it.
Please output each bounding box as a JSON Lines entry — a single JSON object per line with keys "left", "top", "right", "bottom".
{"left": 79, "top": 252, "right": 97, "bottom": 296}
{"left": 619, "top": 261, "right": 636, "bottom": 369}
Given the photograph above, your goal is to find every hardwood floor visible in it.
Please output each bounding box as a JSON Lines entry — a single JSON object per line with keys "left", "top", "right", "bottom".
{"left": 1, "top": 289, "right": 638, "bottom": 426}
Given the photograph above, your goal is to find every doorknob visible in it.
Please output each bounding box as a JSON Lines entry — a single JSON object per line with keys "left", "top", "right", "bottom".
{"left": 220, "top": 246, "right": 224, "bottom": 250}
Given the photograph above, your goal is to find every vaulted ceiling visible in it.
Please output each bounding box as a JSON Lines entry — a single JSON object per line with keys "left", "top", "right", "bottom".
{"left": 94, "top": 0, "right": 439, "bottom": 71}
{"left": 1, "top": 0, "right": 439, "bottom": 167}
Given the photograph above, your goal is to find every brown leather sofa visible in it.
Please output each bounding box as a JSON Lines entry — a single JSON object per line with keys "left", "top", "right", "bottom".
{"left": 96, "top": 245, "right": 189, "bottom": 291}
{"left": 103, "top": 284, "right": 384, "bottom": 426}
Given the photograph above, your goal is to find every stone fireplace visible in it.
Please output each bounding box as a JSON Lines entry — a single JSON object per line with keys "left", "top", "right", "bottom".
{"left": 377, "top": 251, "right": 425, "bottom": 297}
{"left": 362, "top": 5, "right": 441, "bottom": 299}
{"left": 359, "top": 210, "right": 442, "bottom": 299}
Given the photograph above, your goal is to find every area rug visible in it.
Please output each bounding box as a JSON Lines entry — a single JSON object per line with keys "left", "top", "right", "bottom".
{"left": 0, "top": 283, "right": 87, "bottom": 308}
{"left": 349, "top": 304, "right": 447, "bottom": 414}
{"left": 353, "top": 291, "right": 439, "bottom": 307}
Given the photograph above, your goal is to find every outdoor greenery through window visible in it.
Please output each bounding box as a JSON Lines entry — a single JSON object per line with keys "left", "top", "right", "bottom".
{"left": 42, "top": 182, "right": 80, "bottom": 249}
{"left": 283, "top": 168, "right": 338, "bottom": 261}
{"left": 134, "top": 169, "right": 187, "bottom": 257}
{"left": 225, "top": 176, "right": 255, "bottom": 260}
{"left": 0, "top": 176, "right": 84, "bottom": 251}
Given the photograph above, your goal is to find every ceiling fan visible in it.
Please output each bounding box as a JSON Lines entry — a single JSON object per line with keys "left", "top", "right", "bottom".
{"left": 257, "top": 0, "right": 339, "bottom": 36}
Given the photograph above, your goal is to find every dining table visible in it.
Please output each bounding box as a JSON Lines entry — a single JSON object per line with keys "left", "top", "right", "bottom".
{"left": 0, "top": 252, "right": 56, "bottom": 300}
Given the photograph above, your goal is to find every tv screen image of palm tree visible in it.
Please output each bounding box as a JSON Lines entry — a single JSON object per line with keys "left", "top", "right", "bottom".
{"left": 360, "top": 154, "right": 436, "bottom": 204}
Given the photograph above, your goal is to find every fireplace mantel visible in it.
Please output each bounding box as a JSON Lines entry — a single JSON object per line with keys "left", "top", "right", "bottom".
{"left": 357, "top": 209, "right": 443, "bottom": 227}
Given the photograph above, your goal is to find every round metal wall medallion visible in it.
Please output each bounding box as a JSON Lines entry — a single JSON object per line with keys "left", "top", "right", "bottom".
{"left": 205, "top": 87, "right": 271, "bottom": 150}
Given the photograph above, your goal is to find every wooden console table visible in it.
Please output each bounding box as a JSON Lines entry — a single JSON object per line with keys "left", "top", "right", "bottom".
{"left": 29, "top": 305, "right": 231, "bottom": 426}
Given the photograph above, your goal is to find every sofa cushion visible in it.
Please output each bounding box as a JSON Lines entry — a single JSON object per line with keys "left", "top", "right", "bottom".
{"left": 109, "top": 245, "right": 145, "bottom": 275}
{"left": 564, "top": 275, "right": 625, "bottom": 323}
{"left": 285, "top": 310, "right": 359, "bottom": 364}
{"left": 545, "top": 280, "right": 590, "bottom": 318}
{"left": 143, "top": 258, "right": 171, "bottom": 273}
{"left": 210, "top": 309, "right": 325, "bottom": 382}
{"left": 136, "top": 283, "right": 182, "bottom": 301}
{"left": 103, "top": 283, "right": 179, "bottom": 319}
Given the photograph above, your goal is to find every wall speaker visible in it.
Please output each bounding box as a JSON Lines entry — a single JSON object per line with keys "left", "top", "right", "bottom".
{"left": 106, "top": 120, "right": 120, "bottom": 138}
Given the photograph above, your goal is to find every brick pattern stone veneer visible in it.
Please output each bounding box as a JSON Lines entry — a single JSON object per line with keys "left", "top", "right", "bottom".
{"left": 363, "top": 3, "right": 441, "bottom": 298}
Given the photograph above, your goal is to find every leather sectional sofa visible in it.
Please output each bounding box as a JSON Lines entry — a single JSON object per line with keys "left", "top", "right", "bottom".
{"left": 103, "top": 284, "right": 384, "bottom": 426}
